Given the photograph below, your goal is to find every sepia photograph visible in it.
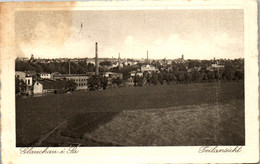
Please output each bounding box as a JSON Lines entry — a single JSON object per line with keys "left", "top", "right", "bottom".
{"left": 0, "top": 0, "right": 258, "bottom": 163}
{"left": 15, "top": 9, "right": 245, "bottom": 147}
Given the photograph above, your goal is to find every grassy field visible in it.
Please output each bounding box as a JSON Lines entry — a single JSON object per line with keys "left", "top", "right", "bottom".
{"left": 16, "top": 81, "right": 244, "bottom": 146}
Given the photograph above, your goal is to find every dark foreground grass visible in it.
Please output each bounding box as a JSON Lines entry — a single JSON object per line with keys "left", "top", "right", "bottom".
{"left": 81, "top": 99, "right": 244, "bottom": 146}
{"left": 16, "top": 81, "right": 244, "bottom": 146}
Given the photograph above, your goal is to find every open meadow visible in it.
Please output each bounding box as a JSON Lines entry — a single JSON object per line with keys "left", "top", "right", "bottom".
{"left": 16, "top": 81, "right": 244, "bottom": 146}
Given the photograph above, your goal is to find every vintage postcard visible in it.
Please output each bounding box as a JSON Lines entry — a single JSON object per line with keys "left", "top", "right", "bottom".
{"left": 0, "top": 0, "right": 259, "bottom": 163}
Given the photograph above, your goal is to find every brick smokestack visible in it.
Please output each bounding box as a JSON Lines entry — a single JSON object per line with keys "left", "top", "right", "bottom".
{"left": 147, "top": 50, "right": 149, "bottom": 63}
{"left": 69, "top": 59, "right": 71, "bottom": 74}
{"left": 118, "top": 53, "right": 121, "bottom": 70}
{"left": 95, "top": 42, "right": 99, "bottom": 75}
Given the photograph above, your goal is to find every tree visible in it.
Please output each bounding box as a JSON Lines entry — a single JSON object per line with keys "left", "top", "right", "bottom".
{"left": 144, "top": 72, "right": 152, "bottom": 85}
{"left": 99, "top": 61, "right": 112, "bottom": 66}
{"left": 175, "top": 71, "right": 185, "bottom": 83}
{"left": 151, "top": 72, "right": 159, "bottom": 85}
{"left": 158, "top": 73, "right": 164, "bottom": 84}
{"left": 206, "top": 71, "right": 215, "bottom": 82}
{"left": 235, "top": 70, "right": 244, "bottom": 80}
{"left": 100, "top": 76, "right": 108, "bottom": 89}
{"left": 133, "top": 75, "right": 144, "bottom": 86}
{"left": 224, "top": 61, "right": 236, "bottom": 81}
{"left": 15, "top": 77, "right": 27, "bottom": 96}
{"left": 87, "top": 75, "right": 101, "bottom": 91}
{"left": 112, "top": 77, "right": 123, "bottom": 86}
{"left": 86, "top": 63, "right": 95, "bottom": 72}
{"left": 188, "top": 60, "right": 200, "bottom": 68}
{"left": 65, "top": 79, "right": 77, "bottom": 92}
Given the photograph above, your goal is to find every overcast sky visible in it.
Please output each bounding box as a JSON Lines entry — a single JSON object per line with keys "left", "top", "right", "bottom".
{"left": 16, "top": 9, "right": 244, "bottom": 60}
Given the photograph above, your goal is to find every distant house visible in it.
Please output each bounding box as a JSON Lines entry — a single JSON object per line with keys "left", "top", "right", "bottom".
{"left": 140, "top": 64, "right": 157, "bottom": 72}
{"left": 166, "top": 60, "right": 173, "bottom": 65}
{"left": 100, "top": 72, "right": 123, "bottom": 80}
{"left": 211, "top": 64, "right": 224, "bottom": 68}
{"left": 33, "top": 82, "right": 43, "bottom": 94}
{"left": 125, "top": 77, "right": 134, "bottom": 86}
{"left": 86, "top": 58, "right": 96, "bottom": 65}
{"left": 40, "top": 73, "right": 52, "bottom": 79}
{"left": 112, "top": 61, "right": 123, "bottom": 68}
{"left": 101, "top": 72, "right": 123, "bottom": 80}
{"left": 33, "top": 80, "right": 66, "bottom": 94}
{"left": 25, "top": 76, "right": 33, "bottom": 86}
{"left": 194, "top": 66, "right": 201, "bottom": 71}
{"left": 173, "top": 55, "right": 185, "bottom": 64}
{"left": 51, "top": 72, "right": 61, "bottom": 77}
{"left": 187, "top": 68, "right": 194, "bottom": 73}
{"left": 136, "top": 72, "right": 143, "bottom": 77}
{"left": 26, "top": 71, "right": 37, "bottom": 78}
{"left": 130, "top": 71, "right": 137, "bottom": 77}
{"left": 206, "top": 66, "right": 214, "bottom": 72}
{"left": 101, "top": 72, "right": 123, "bottom": 87}
{"left": 53, "top": 74, "right": 89, "bottom": 90}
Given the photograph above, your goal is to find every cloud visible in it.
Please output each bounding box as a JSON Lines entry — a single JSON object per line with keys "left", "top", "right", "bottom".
{"left": 124, "top": 36, "right": 135, "bottom": 45}
{"left": 213, "top": 32, "right": 238, "bottom": 47}
{"left": 117, "top": 32, "right": 242, "bottom": 59}
{"left": 18, "top": 23, "right": 243, "bottom": 60}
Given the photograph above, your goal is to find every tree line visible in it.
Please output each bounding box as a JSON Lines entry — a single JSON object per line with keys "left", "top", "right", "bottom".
{"left": 15, "top": 60, "right": 96, "bottom": 74}
{"left": 15, "top": 58, "right": 244, "bottom": 93}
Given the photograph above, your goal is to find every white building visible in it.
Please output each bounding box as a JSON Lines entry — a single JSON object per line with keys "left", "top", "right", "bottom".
{"left": 136, "top": 72, "right": 143, "bottom": 77}
{"left": 25, "top": 77, "right": 33, "bottom": 86}
{"left": 130, "top": 71, "right": 137, "bottom": 77}
{"left": 33, "top": 81, "right": 43, "bottom": 94}
{"left": 212, "top": 64, "right": 225, "bottom": 68}
{"left": 140, "top": 64, "right": 157, "bottom": 72}
{"left": 40, "top": 73, "right": 52, "bottom": 79}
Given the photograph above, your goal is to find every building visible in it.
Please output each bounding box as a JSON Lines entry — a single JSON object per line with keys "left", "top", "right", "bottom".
{"left": 211, "top": 63, "right": 225, "bottom": 68}
{"left": 136, "top": 72, "right": 143, "bottom": 77}
{"left": 26, "top": 71, "right": 37, "bottom": 78}
{"left": 51, "top": 72, "right": 61, "bottom": 77}
{"left": 25, "top": 77, "right": 33, "bottom": 86}
{"left": 101, "top": 72, "right": 123, "bottom": 79}
{"left": 101, "top": 72, "right": 123, "bottom": 87}
{"left": 173, "top": 55, "right": 185, "bottom": 63}
{"left": 53, "top": 74, "right": 89, "bottom": 90}
{"left": 33, "top": 79, "right": 66, "bottom": 94}
{"left": 33, "top": 81, "right": 43, "bottom": 94}
{"left": 124, "top": 77, "right": 134, "bottom": 86}
{"left": 130, "top": 71, "right": 137, "bottom": 77}
{"left": 140, "top": 64, "right": 157, "bottom": 72}
{"left": 40, "top": 73, "right": 52, "bottom": 79}
{"left": 86, "top": 58, "right": 96, "bottom": 65}
{"left": 112, "top": 61, "right": 124, "bottom": 68}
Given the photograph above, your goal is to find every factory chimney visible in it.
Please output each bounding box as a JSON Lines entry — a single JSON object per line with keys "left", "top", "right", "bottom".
{"left": 147, "top": 50, "right": 149, "bottom": 63}
{"left": 95, "top": 42, "right": 99, "bottom": 75}
{"left": 68, "top": 59, "right": 71, "bottom": 74}
{"left": 118, "top": 53, "right": 121, "bottom": 70}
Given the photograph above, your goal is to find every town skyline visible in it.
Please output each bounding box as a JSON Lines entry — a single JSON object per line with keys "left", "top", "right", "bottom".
{"left": 17, "top": 54, "right": 244, "bottom": 61}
